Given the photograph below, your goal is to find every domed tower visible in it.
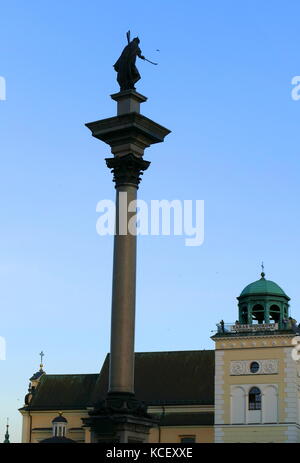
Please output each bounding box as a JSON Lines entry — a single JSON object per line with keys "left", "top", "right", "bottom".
{"left": 52, "top": 413, "right": 68, "bottom": 438}
{"left": 39, "top": 413, "right": 75, "bottom": 444}
{"left": 212, "top": 271, "right": 300, "bottom": 443}
{"left": 237, "top": 270, "right": 290, "bottom": 328}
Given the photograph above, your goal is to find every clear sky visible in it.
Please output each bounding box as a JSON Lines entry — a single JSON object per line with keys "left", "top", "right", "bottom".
{"left": 1, "top": 0, "right": 300, "bottom": 442}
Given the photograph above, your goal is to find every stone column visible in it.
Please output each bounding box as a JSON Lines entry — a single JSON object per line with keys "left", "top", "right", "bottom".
{"left": 82, "top": 89, "right": 170, "bottom": 443}
{"left": 106, "top": 154, "right": 150, "bottom": 395}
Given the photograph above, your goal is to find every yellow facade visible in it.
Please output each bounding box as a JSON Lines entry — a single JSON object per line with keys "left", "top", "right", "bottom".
{"left": 149, "top": 426, "right": 213, "bottom": 443}
{"left": 213, "top": 332, "right": 300, "bottom": 443}
{"left": 20, "top": 410, "right": 90, "bottom": 443}
{"left": 20, "top": 407, "right": 214, "bottom": 443}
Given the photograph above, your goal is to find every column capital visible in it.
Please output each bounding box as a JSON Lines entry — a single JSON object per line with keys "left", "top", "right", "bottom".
{"left": 86, "top": 112, "right": 171, "bottom": 157}
{"left": 106, "top": 154, "right": 150, "bottom": 188}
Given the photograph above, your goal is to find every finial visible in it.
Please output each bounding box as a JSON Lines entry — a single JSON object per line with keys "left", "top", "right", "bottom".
{"left": 261, "top": 261, "right": 265, "bottom": 279}
{"left": 3, "top": 418, "right": 10, "bottom": 443}
{"left": 39, "top": 351, "right": 44, "bottom": 370}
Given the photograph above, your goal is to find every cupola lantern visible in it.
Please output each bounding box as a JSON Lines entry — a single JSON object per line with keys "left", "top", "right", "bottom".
{"left": 237, "top": 271, "right": 290, "bottom": 328}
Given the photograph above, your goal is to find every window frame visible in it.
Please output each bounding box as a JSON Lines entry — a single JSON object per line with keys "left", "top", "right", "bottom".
{"left": 179, "top": 435, "right": 196, "bottom": 443}
{"left": 248, "top": 386, "right": 262, "bottom": 410}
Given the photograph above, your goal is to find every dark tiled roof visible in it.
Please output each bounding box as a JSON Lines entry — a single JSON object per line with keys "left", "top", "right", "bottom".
{"left": 40, "top": 436, "right": 76, "bottom": 444}
{"left": 30, "top": 369, "right": 45, "bottom": 381}
{"left": 52, "top": 415, "right": 67, "bottom": 423}
{"left": 23, "top": 350, "right": 214, "bottom": 411}
{"left": 90, "top": 350, "right": 215, "bottom": 407}
{"left": 157, "top": 412, "right": 214, "bottom": 426}
{"left": 23, "top": 374, "right": 98, "bottom": 411}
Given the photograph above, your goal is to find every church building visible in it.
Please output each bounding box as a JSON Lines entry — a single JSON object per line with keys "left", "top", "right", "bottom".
{"left": 19, "top": 271, "right": 300, "bottom": 443}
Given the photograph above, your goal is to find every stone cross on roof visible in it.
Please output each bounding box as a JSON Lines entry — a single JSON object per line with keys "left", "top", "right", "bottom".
{"left": 39, "top": 351, "right": 44, "bottom": 369}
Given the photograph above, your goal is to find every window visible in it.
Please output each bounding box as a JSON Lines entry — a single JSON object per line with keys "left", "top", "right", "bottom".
{"left": 180, "top": 436, "right": 196, "bottom": 443}
{"left": 269, "top": 305, "right": 280, "bottom": 323}
{"left": 250, "top": 361, "right": 260, "bottom": 373}
{"left": 252, "top": 305, "right": 265, "bottom": 324}
{"left": 248, "top": 387, "right": 261, "bottom": 410}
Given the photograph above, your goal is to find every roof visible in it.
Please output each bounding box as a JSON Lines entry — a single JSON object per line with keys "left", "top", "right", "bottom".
{"left": 30, "top": 369, "right": 45, "bottom": 381}
{"left": 22, "top": 350, "right": 215, "bottom": 411}
{"left": 239, "top": 275, "right": 288, "bottom": 298}
{"left": 90, "top": 350, "right": 215, "bottom": 407}
{"left": 39, "top": 436, "right": 76, "bottom": 444}
{"left": 52, "top": 415, "right": 67, "bottom": 423}
{"left": 23, "top": 374, "right": 98, "bottom": 411}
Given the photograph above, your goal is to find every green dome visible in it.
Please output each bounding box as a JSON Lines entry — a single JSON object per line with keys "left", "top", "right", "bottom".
{"left": 240, "top": 275, "right": 288, "bottom": 298}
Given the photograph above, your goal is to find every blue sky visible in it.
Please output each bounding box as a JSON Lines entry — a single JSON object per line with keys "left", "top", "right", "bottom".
{"left": 1, "top": 0, "right": 300, "bottom": 442}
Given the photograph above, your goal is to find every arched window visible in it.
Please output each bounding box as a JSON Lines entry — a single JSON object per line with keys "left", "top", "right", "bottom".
{"left": 252, "top": 305, "right": 265, "bottom": 324}
{"left": 249, "top": 387, "right": 261, "bottom": 410}
{"left": 269, "top": 305, "right": 280, "bottom": 323}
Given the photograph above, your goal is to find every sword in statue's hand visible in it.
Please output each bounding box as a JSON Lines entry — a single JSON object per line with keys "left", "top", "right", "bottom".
{"left": 141, "top": 56, "right": 158, "bottom": 65}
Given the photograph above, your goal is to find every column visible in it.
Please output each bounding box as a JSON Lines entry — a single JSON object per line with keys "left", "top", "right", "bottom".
{"left": 106, "top": 154, "right": 150, "bottom": 395}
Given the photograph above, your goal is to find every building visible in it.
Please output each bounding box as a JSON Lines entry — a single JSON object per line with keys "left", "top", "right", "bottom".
{"left": 39, "top": 413, "right": 76, "bottom": 443}
{"left": 19, "top": 351, "right": 215, "bottom": 443}
{"left": 19, "top": 272, "right": 300, "bottom": 443}
{"left": 212, "top": 270, "right": 300, "bottom": 443}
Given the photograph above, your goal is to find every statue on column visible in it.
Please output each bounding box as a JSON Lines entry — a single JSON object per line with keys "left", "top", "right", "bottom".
{"left": 113, "top": 31, "right": 145, "bottom": 91}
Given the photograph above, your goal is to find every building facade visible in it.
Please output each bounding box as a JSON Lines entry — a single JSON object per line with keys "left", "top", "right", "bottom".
{"left": 212, "top": 271, "right": 300, "bottom": 443}
{"left": 20, "top": 351, "right": 215, "bottom": 443}
{"left": 19, "top": 273, "right": 300, "bottom": 443}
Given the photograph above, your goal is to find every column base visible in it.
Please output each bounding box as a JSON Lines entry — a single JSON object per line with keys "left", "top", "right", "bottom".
{"left": 82, "top": 392, "right": 157, "bottom": 443}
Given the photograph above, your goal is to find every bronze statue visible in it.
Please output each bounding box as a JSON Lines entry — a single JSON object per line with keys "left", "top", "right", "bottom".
{"left": 114, "top": 31, "right": 158, "bottom": 92}
{"left": 113, "top": 31, "right": 145, "bottom": 91}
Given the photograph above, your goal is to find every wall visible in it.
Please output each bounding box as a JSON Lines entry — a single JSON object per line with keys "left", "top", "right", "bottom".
{"left": 20, "top": 410, "right": 88, "bottom": 443}
{"left": 149, "top": 426, "right": 214, "bottom": 443}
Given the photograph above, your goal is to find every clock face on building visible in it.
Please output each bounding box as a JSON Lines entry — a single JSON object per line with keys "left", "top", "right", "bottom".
{"left": 250, "top": 361, "right": 260, "bottom": 373}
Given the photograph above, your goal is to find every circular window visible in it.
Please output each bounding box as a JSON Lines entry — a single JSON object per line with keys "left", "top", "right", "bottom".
{"left": 250, "top": 361, "right": 260, "bottom": 373}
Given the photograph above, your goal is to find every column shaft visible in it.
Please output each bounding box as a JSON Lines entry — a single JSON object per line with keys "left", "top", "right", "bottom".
{"left": 109, "top": 184, "right": 137, "bottom": 393}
